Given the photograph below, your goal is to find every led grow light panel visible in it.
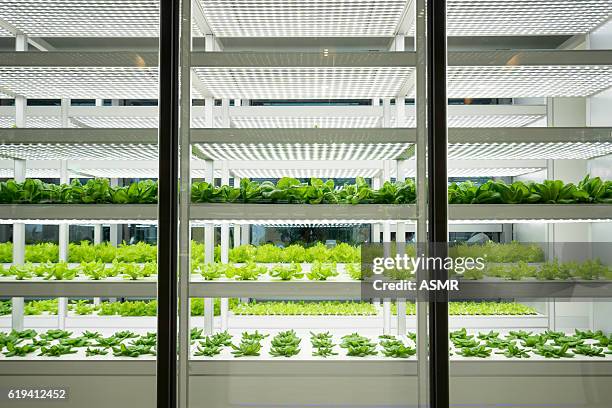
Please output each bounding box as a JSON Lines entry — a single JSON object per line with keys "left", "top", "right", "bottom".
{"left": 403, "top": 167, "right": 542, "bottom": 178}
{"left": 231, "top": 168, "right": 380, "bottom": 179}
{"left": 71, "top": 116, "right": 213, "bottom": 128}
{"left": 71, "top": 168, "right": 158, "bottom": 179}
{"left": 192, "top": 67, "right": 414, "bottom": 99}
{"left": 199, "top": 0, "right": 409, "bottom": 37}
{"left": 0, "top": 116, "right": 66, "bottom": 128}
{"left": 0, "top": 168, "right": 60, "bottom": 178}
{"left": 0, "top": 143, "right": 157, "bottom": 161}
{"left": 0, "top": 67, "right": 160, "bottom": 99}
{"left": 231, "top": 116, "right": 382, "bottom": 128}
{"left": 446, "top": 0, "right": 612, "bottom": 36}
{"left": 193, "top": 143, "right": 411, "bottom": 161}
{"left": 448, "top": 66, "right": 612, "bottom": 98}
{"left": 402, "top": 114, "right": 544, "bottom": 128}
{"left": 0, "top": 0, "right": 161, "bottom": 37}
{"left": 448, "top": 142, "right": 612, "bottom": 160}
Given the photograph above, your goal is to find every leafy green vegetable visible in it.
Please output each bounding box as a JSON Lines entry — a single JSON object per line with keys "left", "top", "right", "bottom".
{"left": 340, "top": 333, "right": 377, "bottom": 357}
{"left": 85, "top": 347, "right": 108, "bottom": 357}
{"left": 534, "top": 344, "right": 574, "bottom": 359}
{"left": 269, "top": 263, "right": 304, "bottom": 280}
{"left": 456, "top": 345, "right": 492, "bottom": 358}
{"left": 269, "top": 330, "right": 301, "bottom": 357}
{"left": 39, "top": 344, "right": 77, "bottom": 357}
{"left": 495, "top": 343, "right": 530, "bottom": 358}
{"left": 379, "top": 337, "right": 416, "bottom": 358}
{"left": 310, "top": 332, "right": 337, "bottom": 357}
{"left": 573, "top": 344, "right": 605, "bottom": 357}
{"left": 307, "top": 262, "right": 338, "bottom": 280}
{"left": 112, "top": 343, "right": 156, "bottom": 357}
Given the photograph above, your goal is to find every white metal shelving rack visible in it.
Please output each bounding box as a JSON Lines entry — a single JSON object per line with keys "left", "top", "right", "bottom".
{"left": 0, "top": 1, "right": 611, "bottom": 407}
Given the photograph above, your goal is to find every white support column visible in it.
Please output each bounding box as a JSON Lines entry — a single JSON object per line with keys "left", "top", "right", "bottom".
{"left": 92, "top": 224, "right": 102, "bottom": 305}
{"left": 371, "top": 174, "right": 382, "bottom": 243}
{"left": 382, "top": 161, "right": 392, "bottom": 334}
{"left": 240, "top": 225, "right": 250, "bottom": 245}
{"left": 221, "top": 99, "right": 230, "bottom": 127}
{"left": 109, "top": 178, "right": 121, "bottom": 246}
{"left": 57, "top": 160, "right": 69, "bottom": 329}
{"left": 382, "top": 98, "right": 391, "bottom": 128}
{"left": 382, "top": 222, "right": 392, "bottom": 334}
{"left": 14, "top": 35, "right": 27, "bottom": 128}
{"left": 12, "top": 159, "right": 26, "bottom": 331}
{"left": 219, "top": 163, "right": 230, "bottom": 330}
{"left": 203, "top": 155, "right": 215, "bottom": 333}
{"left": 12, "top": 33, "right": 27, "bottom": 331}
{"left": 95, "top": 99, "right": 103, "bottom": 107}
{"left": 233, "top": 176, "right": 241, "bottom": 247}
{"left": 60, "top": 98, "right": 70, "bottom": 127}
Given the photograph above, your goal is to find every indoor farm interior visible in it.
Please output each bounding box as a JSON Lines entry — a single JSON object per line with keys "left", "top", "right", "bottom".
{"left": 0, "top": 1, "right": 611, "bottom": 407}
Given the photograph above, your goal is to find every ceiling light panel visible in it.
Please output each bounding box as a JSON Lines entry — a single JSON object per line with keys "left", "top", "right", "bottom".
{"left": 402, "top": 114, "right": 545, "bottom": 128}
{"left": 0, "top": 143, "right": 158, "bottom": 161}
{"left": 231, "top": 116, "right": 382, "bottom": 128}
{"left": 446, "top": 0, "right": 612, "bottom": 36}
{"left": 0, "top": 168, "right": 60, "bottom": 178}
{"left": 192, "top": 67, "right": 414, "bottom": 99}
{"left": 231, "top": 168, "right": 380, "bottom": 179}
{"left": 73, "top": 116, "right": 214, "bottom": 128}
{"left": 0, "top": 116, "right": 67, "bottom": 128}
{"left": 448, "top": 66, "right": 612, "bottom": 98}
{"left": 402, "top": 167, "right": 543, "bottom": 178}
{"left": 199, "top": 0, "right": 409, "bottom": 37}
{"left": 193, "top": 142, "right": 411, "bottom": 161}
{"left": 0, "top": 0, "right": 160, "bottom": 37}
{"left": 72, "top": 167, "right": 158, "bottom": 179}
{"left": 0, "top": 67, "right": 160, "bottom": 99}
{"left": 448, "top": 142, "right": 612, "bottom": 160}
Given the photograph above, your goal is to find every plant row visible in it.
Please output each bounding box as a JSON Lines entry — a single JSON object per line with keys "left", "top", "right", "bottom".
{"left": 0, "top": 241, "right": 361, "bottom": 264}
{"left": 0, "top": 261, "right": 157, "bottom": 281}
{"left": 0, "top": 300, "right": 537, "bottom": 317}
{"left": 448, "top": 175, "right": 611, "bottom": 204}
{"left": 462, "top": 259, "right": 612, "bottom": 281}
{"left": 1, "top": 175, "right": 610, "bottom": 205}
{"left": 1, "top": 240, "right": 544, "bottom": 265}
{"left": 448, "top": 328, "right": 612, "bottom": 359}
{"left": 3, "top": 328, "right": 609, "bottom": 359}
{"left": 2, "top": 258, "right": 609, "bottom": 282}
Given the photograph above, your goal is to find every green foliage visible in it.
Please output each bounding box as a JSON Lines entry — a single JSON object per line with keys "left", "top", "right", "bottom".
{"left": 25, "top": 242, "right": 59, "bottom": 262}
{"left": 306, "top": 262, "right": 338, "bottom": 280}
{"left": 194, "top": 263, "right": 228, "bottom": 280}
{"left": 112, "top": 343, "right": 156, "bottom": 357}
{"left": 447, "top": 177, "right": 612, "bottom": 204}
{"left": 379, "top": 336, "right": 416, "bottom": 358}
{"left": 495, "top": 343, "right": 530, "bottom": 358}
{"left": 534, "top": 344, "right": 574, "bottom": 359}
{"left": 85, "top": 347, "right": 108, "bottom": 357}
{"left": 310, "top": 332, "right": 337, "bottom": 357}
{"left": 4, "top": 343, "right": 38, "bottom": 357}
{"left": 340, "top": 333, "right": 377, "bottom": 357}
{"left": 574, "top": 344, "right": 605, "bottom": 357}
{"left": 345, "top": 263, "right": 362, "bottom": 280}
{"left": 231, "top": 300, "right": 377, "bottom": 316}
{"left": 40, "top": 330, "right": 72, "bottom": 341}
{"left": 456, "top": 345, "right": 492, "bottom": 358}
{"left": 231, "top": 332, "right": 267, "bottom": 357}
{"left": 269, "top": 263, "right": 304, "bottom": 280}
{"left": 226, "top": 262, "right": 266, "bottom": 280}
{"left": 269, "top": 330, "right": 301, "bottom": 357}
{"left": 1, "top": 176, "right": 610, "bottom": 206}
{"left": 39, "top": 344, "right": 77, "bottom": 357}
